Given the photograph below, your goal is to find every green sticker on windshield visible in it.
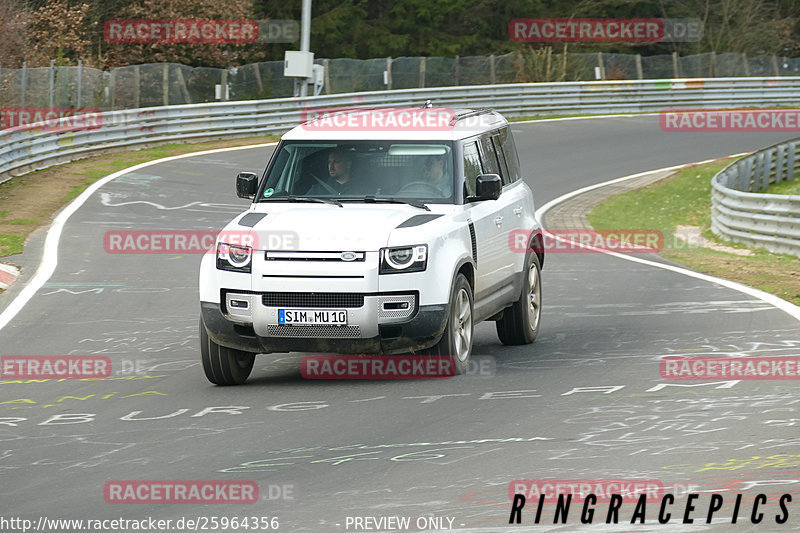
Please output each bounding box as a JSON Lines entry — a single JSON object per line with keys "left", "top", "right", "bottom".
{"left": 264, "top": 188, "right": 274, "bottom": 197}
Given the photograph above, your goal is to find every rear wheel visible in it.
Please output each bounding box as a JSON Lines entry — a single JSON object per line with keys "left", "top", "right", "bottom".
{"left": 423, "top": 274, "right": 473, "bottom": 374}
{"left": 496, "top": 253, "right": 542, "bottom": 345}
{"left": 200, "top": 318, "right": 256, "bottom": 385}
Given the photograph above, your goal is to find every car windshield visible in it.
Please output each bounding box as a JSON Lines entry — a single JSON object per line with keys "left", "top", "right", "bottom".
{"left": 257, "top": 141, "right": 455, "bottom": 203}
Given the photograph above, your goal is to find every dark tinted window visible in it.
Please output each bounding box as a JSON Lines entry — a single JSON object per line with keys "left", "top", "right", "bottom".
{"left": 491, "top": 135, "right": 511, "bottom": 185}
{"left": 462, "top": 141, "right": 482, "bottom": 196}
{"left": 498, "top": 127, "right": 521, "bottom": 183}
{"left": 478, "top": 136, "right": 502, "bottom": 179}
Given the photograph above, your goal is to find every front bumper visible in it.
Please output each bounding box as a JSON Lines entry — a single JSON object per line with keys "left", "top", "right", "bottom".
{"left": 200, "top": 297, "right": 448, "bottom": 355}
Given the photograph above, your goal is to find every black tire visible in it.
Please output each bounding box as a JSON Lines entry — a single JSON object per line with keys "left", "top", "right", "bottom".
{"left": 423, "top": 273, "right": 473, "bottom": 375}
{"left": 496, "top": 252, "right": 542, "bottom": 345}
{"left": 200, "top": 318, "right": 256, "bottom": 385}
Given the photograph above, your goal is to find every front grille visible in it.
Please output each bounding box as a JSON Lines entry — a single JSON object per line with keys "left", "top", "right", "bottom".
{"left": 267, "top": 325, "right": 362, "bottom": 338}
{"left": 265, "top": 251, "right": 366, "bottom": 262}
{"left": 261, "top": 292, "right": 365, "bottom": 308}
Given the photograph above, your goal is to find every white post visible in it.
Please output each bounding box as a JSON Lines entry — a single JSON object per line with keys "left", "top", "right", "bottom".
{"left": 299, "top": 0, "right": 311, "bottom": 97}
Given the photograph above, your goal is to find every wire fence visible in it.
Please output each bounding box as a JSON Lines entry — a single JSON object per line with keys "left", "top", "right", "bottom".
{"left": 2, "top": 51, "right": 800, "bottom": 111}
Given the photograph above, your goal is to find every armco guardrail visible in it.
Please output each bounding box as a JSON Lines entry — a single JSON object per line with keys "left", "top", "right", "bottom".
{"left": 3, "top": 76, "right": 800, "bottom": 184}
{"left": 711, "top": 138, "right": 800, "bottom": 257}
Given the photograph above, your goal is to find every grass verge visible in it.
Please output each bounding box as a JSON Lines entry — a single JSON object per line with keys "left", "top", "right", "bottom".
{"left": 587, "top": 158, "right": 800, "bottom": 306}
{"left": 0, "top": 135, "right": 277, "bottom": 260}
{"left": 766, "top": 178, "right": 800, "bottom": 195}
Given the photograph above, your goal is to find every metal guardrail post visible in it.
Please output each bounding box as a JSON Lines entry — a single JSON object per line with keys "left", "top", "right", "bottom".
{"left": 162, "top": 64, "right": 169, "bottom": 106}
{"left": 77, "top": 60, "right": 83, "bottom": 107}
{"left": 134, "top": 66, "right": 140, "bottom": 108}
{"left": 20, "top": 61, "right": 26, "bottom": 108}
{"left": 49, "top": 60, "right": 55, "bottom": 108}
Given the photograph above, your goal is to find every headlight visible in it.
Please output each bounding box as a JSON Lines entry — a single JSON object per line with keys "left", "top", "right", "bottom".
{"left": 380, "top": 245, "right": 427, "bottom": 274}
{"left": 217, "top": 242, "right": 252, "bottom": 273}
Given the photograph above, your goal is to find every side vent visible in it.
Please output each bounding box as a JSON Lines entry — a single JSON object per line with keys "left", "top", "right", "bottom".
{"left": 467, "top": 221, "right": 477, "bottom": 266}
{"left": 238, "top": 213, "right": 267, "bottom": 227}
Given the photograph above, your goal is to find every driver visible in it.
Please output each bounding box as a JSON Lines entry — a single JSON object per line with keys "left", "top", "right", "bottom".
{"left": 421, "top": 155, "right": 452, "bottom": 196}
{"left": 307, "top": 149, "right": 358, "bottom": 195}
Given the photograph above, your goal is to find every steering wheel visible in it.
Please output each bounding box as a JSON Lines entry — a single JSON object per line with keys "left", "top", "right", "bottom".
{"left": 396, "top": 181, "right": 443, "bottom": 196}
{"left": 308, "top": 172, "right": 338, "bottom": 195}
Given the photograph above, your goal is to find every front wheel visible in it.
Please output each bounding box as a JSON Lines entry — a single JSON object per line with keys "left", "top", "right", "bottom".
{"left": 200, "top": 318, "right": 256, "bottom": 385}
{"left": 423, "top": 273, "right": 473, "bottom": 374}
{"left": 496, "top": 252, "right": 542, "bottom": 345}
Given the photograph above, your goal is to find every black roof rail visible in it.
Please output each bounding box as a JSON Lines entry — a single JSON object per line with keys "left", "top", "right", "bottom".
{"left": 449, "top": 108, "right": 496, "bottom": 126}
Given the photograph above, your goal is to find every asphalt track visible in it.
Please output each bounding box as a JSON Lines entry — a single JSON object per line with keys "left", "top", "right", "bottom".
{"left": 1, "top": 115, "right": 799, "bottom": 532}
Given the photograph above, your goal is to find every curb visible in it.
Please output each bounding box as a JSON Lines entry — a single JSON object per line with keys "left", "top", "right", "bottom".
{"left": 542, "top": 169, "right": 677, "bottom": 230}
{"left": 0, "top": 263, "right": 20, "bottom": 290}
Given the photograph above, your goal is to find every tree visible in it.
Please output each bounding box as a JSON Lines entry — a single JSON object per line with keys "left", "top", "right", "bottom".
{"left": 25, "top": 0, "right": 93, "bottom": 66}
{"left": 99, "top": 0, "right": 264, "bottom": 68}
{"left": 0, "top": 0, "right": 28, "bottom": 68}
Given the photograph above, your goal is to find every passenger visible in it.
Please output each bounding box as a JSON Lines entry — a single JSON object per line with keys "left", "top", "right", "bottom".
{"left": 422, "top": 155, "right": 452, "bottom": 196}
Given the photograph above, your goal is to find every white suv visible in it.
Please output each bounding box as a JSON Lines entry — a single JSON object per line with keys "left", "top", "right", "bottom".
{"left": 199, "top": 107, "right": 544, "bottom": 384}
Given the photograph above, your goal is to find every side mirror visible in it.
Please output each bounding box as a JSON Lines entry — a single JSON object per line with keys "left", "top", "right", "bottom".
{"left": 468, "top": 174, "right": 502, "bottom": 202}
{"left": 236, "top": 172, "right": 259, "bottom": 199}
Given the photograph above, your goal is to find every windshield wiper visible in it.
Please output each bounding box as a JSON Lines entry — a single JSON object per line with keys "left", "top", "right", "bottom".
{"left": 285, "top": 195, "right": 343, "bottom": 207}
{"left": 349, "top": 196, "right": 431, "bottom": 211}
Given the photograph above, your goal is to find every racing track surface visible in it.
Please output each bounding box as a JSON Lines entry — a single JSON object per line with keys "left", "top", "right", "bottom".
{"left": 1, "top": 116, "right": 799, "bottom": 532}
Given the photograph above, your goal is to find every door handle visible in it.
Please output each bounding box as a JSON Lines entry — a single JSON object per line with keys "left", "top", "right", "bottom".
{"left": 494, "top": 216, "right": 503, "bottom": 227}
{"left": 513, "top": 207, "right": 523, "bottom": 216}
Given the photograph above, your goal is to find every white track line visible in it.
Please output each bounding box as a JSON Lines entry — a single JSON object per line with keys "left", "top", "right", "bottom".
{"left": 536, "top": 158, "right": 800, "bottom": 323}
{"left": 0, "top": 142, "right": 276, "bottom": 332}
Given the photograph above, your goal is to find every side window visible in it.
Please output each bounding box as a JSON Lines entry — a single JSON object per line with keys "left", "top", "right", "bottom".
{"left": 499, "top": 128, "right": 521, "bottom": 183}
{"left": 462, "top": 141, "right": 483, "bottom": 196}
{"left": 478, "top": 136, "right": 502, "bottom": 180}
{"left": 491, "top": 136, "right": 511, "bottom": 185}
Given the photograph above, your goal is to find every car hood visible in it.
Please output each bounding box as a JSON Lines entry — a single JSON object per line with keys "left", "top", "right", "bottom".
{"left": 225, "top": 204, "right": 434, "bottom": 252}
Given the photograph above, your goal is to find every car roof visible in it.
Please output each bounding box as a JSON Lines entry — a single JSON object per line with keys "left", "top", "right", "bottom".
{"left": 282, "top": 107, "right": 508, "bottom": 142}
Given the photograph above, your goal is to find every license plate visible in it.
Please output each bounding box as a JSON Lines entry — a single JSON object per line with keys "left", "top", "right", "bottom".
{"left": 278, "top": 309, "right": 347, "bottom": 326}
